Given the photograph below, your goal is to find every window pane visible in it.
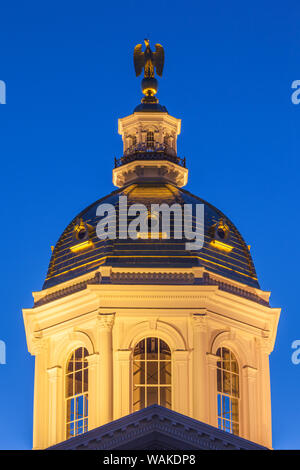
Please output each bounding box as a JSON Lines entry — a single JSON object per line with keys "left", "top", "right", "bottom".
{"left": 217, "top": 368, "right": 222, "bottom": 392}
{"left": 222, "top": 348, "right": 230, "bottom": 362}
{"left": 66, "top": 374, "right": 73, "bottom": 398}
{"left": 84, "top": 418, "right": 88, "bottom": 433}
{"left": 232, "top": 398, "right": 239, "bottom": 423}
{"left": 77, "top": 395, "right": 84, "bottom": 419}
{"left": 160, "top": 361, "right": 171, "bottom": 385}
{"left": 217, "top": 393, "right": 221, "bottom": 416}
{"left": 75, "top": 347, "right": 83, "bottom": 360}
{"left": 75, "top": 371, "right": 82, "bottom": 395}
{"left": 222, "top": 371, "right": 231, "bottom": 395}
{"left": 147, "top": 338, "right": 158, "bottom": 359}
{"left": 231, "top": 358, "right": 238, "bottom": 374}
{"left": 147, "top": 132, "right": 154, "bottom": 149}
{"left": 223, "top": 395, "right": 231, "bottom": 419}
{"left": 66, "top": 397, "right": 75, "bottom": 423}
{"left": 225, "top": 419, "right": 231, "bottom": 433}
{"left": 77, "top": 419, "right": 84, "bottom": 435}
{"left": 232, "top": 373, "right": 239, "bottom": 397}
{"left": 147, "top": 361, "right": 158, "bottom": 384}
{"left": 133, "top": 361, "right": 145, "bottom": 385}
{"left": 133, "top": 386, "right": 145, "bottom": 412}
{"left": 160, "top": 387, "right": 171, "bottom": 408}
{"left": 134, "top": 339, "right": 146, "bottom": 360}
{"left": 83, "top": 368, "right": 88, "bottom": 393}
{"left": 232, "top": 422, "right": 239, "bottom": 435}
{"left": 75, "top": 348, "right": 83, "bottom": 370}
{"left": 85, "top": 395, "right": 88, "bottom": 417}
{"left": 159, "top": 340, "right": 171, "bottom": 359}
{"left": 67, "top": 421, "right": 75, "bottom": 439}
{"left": 67, "top": 353, "right": 74, "bottom": 373}
{"left": 147, "top": 387, "right": 158, "bottom": 406}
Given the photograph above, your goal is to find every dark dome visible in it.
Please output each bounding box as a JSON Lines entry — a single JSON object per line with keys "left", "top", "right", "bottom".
{"left": 133, "top": 102, "right": 168, "bottom": 113}
{"left": 43, "top": 183, "right": 259, "bottom": 290}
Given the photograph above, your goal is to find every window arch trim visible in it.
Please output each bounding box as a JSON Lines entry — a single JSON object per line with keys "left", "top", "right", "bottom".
{"left": 55, "top": 331, "right": 94, "bottom": 368}
{"left": 122, "top": 320, "right": 186, "bottom": 351}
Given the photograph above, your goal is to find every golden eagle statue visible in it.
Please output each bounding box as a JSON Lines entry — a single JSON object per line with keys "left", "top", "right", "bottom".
{"left": 134, "top": 39, "right": 164, "bottom": 78}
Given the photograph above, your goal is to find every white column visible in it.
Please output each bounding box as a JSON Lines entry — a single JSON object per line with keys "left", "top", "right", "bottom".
{"left": 192, "top": 314, "right": 208, "bottom": 423}
{"left": 137, "top": 124, "right": 142, "bottom": 146}
{"left": 86, "top": 353, "right": 99, "bottom": 430}
{"left": 206, "top": 353, "right": 219, "bottom": 428}
{"left": 114, "top": 349, "right": 131, "bottom": 419}
{"left": 47, "top": 366, "right": 63, "bottom": 447}
{"left": 32, "top": 337, "right": 48, "bottom": 449}
{"left": 159, "top": 124, "right": 164, "bottom": 145}
{"left": 97, "top": 314, "right": 114, "bottom": 426}
{"left": 257, "top": 338, "right": 273, "bottom": 448}
{"left": 242, "top": 365, "right": 258, "bottom": 442}
{"left": 173, "top": 350, "right": 190, "bottom": 416}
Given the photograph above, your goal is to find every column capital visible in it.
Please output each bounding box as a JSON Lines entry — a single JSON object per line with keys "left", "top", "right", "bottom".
{"left": 192, "top": 312, "right": 208, "bottom": 331}
{"left": 97, "top": 313, "right": 115, "bottom": 330}
{"left": 257, "top": 334, "right": 273, "bottom": 355}
{"left": 32, "top": 335, "right": 48, "bottom": 355}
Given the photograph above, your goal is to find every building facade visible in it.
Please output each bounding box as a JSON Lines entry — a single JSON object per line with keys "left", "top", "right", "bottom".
{"left": 23, "top": 42, "right": 280, "bottom": 450}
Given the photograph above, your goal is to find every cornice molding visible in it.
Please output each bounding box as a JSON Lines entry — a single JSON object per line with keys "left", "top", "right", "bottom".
{"left": 111, "top": 271, "right": 194, "bottom": 284}
{"left": 33, "top": 269, "right": 270, "bottom": 309}
{"left": 34, "top": 272, "right": 101, "bottom": 307}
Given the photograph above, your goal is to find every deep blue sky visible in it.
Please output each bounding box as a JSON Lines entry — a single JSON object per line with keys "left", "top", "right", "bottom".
{"left": 0, "top": 0, "right": 299, "bottom": 449}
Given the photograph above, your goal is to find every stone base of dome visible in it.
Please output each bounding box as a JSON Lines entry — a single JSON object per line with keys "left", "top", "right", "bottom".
{"left": 112, "top": 159, "right": 188, "bottom": 187}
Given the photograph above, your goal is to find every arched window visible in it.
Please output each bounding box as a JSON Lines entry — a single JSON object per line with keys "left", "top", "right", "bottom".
{"left": 146, "top": 131, "right": 154, "bottom": 149}
{"left": 131, "top": 135, "right": 137, "bottom": 148}
{"left": 217, "top": 347, "right": 239, "bottom": 435}
{"left": 65, "top": 347, "right": 88, "bottom": 439}
{"left": 133, "top": 337, "right": 171, "bottom": 411}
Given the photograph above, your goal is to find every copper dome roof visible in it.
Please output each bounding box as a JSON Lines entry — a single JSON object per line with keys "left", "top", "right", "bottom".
{"left": 43, "top": 183, "right": 258, "bottom": 290}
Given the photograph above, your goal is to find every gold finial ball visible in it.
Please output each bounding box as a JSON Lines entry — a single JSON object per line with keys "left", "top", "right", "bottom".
{"left": 141, "top": 77, "right": 158, "bottom": 97}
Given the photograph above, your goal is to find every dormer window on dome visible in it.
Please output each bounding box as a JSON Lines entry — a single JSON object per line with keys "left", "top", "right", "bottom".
{"left": 70, "top": 218, "right": 94, "bottom": 253}
{"left": 210, "top": 219, "right": 233, "bottom": 253}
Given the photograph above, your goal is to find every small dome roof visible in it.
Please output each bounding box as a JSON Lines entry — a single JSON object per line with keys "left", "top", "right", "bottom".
{"left": 43, "top": 183, "right": 259, "bottom": 290}
{"left": 133, "top": 102, "right": 168, "bottom": 113}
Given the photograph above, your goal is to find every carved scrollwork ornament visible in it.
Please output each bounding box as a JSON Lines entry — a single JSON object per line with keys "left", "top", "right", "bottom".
{"left": 97, "top": 313, "right": 115, "bottom": 330}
